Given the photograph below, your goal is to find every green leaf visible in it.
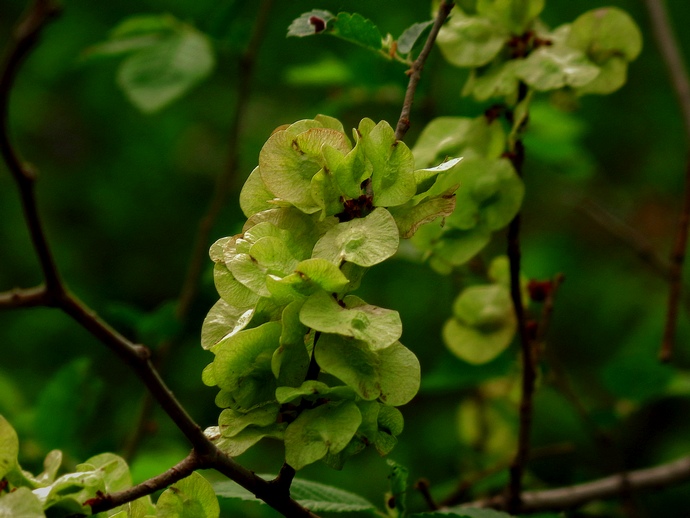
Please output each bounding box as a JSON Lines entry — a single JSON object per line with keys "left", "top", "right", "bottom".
{"left": 436, "top": 10, "right": 507, "bottom": 68}
{"left": 259, "top": 126, "right": 350, "bottom": 213}
{"left": 515, "top": 32, "right": 600, "bottom": 91}
{"left": 287, "top": 10, "right": 336, "bottom": 37}
{"left": 416, "top": 223, "right": 492, "bottom": 267}
{"left": 390, "top": 188, "right": 457, "bottom": 239}
{"left": 397, "top": 20, "right": 434, "bottom": 55}
{"left": 315, "top": 334, "right": 420, "bottom": 405}
{"left": 463, "top": 60, "right": 521, "bottom": 102}
{"left": 275, "top": 381, "right": 356, "bottom": 404}
{"left": 212, "top": 322, "right": 282, "bottom": 410}
{"left": 272, "top": 301, "right": 311, "bottom": 387}
{"left": 213, "top": 476, "right": 377, "bottom": 512}
{"left": 476, "top": 0, "right": 545, "bottom": 34}
{"left": 331, "top": 13, "right": 383, "bottom": 51}
{"left": 361, "top": 121, "right": 416, "bottom": 207}
{"left": 294, "top": 258, "right": 350, "bottom": 293}
{"left": 413, "top": 157, "right": 463, "bottom": 194}
{"left": 205, "top": 424, "right": 285, "bottom": 457}
{"left": 0, "top": 487, "right": 44, "bottom": 518}
{"left": 568, "top": 7, "right": 642, "bottom": 64}
{"left": 201, "top": 299, "right": 255, "bottom": 351}
{"left": 116, "top": 19, "right": 215, "bottom": 113}
{"left": 432, "top": 158, "right": 523, "bottom": 232}
{"left": 218, "top": 404, "right": 280, "bottom": 438}
{"left": 79, "top": 453, "right": 132, "bottom": 494}
{"left": 0, "top": 415, "right": 18, "bottom": 479}
{"left": 312, "top": 208, "right": 400, "bottom": 267}
{"left": 155, "top": 471, "right": 220, "bottom": 518}
{"left": 33, "top": 470, "right": 105, "bottom": 514}
{"left": 443, "top": 284, "right": 517, "bottom": 364}
{"left": 284, "top": 401, "right": 362, "bottom": 470}
{"left": 300, "top": 291, "right": 402, "bottom": 350}
{"left": 325, "top": 140, "right": 372, "bottom": 200}
{"left": 412, "top": 116, "right": 505, "bottom": 169}
{"left": 239, "top": 167, "right": 276, "bottom": 218}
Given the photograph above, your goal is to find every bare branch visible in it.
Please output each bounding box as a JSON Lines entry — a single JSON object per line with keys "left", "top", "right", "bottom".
{"left": 463, "top": 454, "right": 690, "bottom": 513}
{"left": 395, "top": 0, "right": 454, "bottom": 141}
{"left": 0, "top": 0, "right": 62, "bottom": 292}
{"left": 0, "top": 285, "right": 49, "bottom": 308}
{"left": 642, "top": 0, "right": 690, "bottom": 363}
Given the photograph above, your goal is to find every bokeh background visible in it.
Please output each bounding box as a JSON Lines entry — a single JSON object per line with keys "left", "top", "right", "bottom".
{"left": 2, "top": 0, "right": 690, "bottom": 516}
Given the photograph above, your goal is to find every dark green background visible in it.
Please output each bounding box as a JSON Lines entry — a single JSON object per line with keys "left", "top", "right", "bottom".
{"left": 2, "top": 0, "right": 690, "bottom": 516}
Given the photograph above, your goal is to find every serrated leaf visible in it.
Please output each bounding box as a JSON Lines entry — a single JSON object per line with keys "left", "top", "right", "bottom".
{"left": 156, "top": 471, "right": 220, "bottom": 518}
{"left": 213, "top": 476, "right": 376, "bottom": 512}
{"left": 397, "top": 20, "right": 434, "bottom": 55}
{"left": 117, "top": 22, "right": 215, "bottom": 113}
{"left": 300, "top": 291, "right": 402, "bottom": 349}
{"left": 436, "top": 10, "right": 507, "bottom": 68}
{"left": 332, "top": 13, "right": 383, "bottom": 51}
{"left": 0, "top": 487, "right": 44, "bottom": 518}
{"left": 287, "top": 10, "right": 336, "bottom": 37}
{"left": 443, "top": 284, "right": 517, "bottom": 364}
{"left": 285, "top": 401, "right": 362, "bottom": 470}
{"left": 312, "top": 208, "right": 400, "bottom": 267}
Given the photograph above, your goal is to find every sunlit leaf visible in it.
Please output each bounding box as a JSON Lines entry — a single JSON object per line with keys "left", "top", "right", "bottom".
{"left": 155, "top": 471, "right": 220, "bottom": 518}
{"left": 312, "top": 208, "right": 400, "bottom": 267}
{"left": 331, "top": 13, "right": 383, "bottom": 51}
{"left": 0, "top": 415, "right": 18, "bottom": 479}
{"left": 0, "top": 487, "right": 43, "bottom": 518}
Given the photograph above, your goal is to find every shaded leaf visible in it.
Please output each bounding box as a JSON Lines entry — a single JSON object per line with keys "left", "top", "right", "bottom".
{"left": 437, "top": 10, "right": 506, "bottom": 68}
{"left": 332, "top": 13, "right": 383, "bottom": 51}
{"left": 397, "top": 20, "right": 434, "bottom": 55}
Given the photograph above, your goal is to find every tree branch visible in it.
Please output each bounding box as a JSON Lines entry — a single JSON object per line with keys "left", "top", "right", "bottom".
{"left": 394, "top": 0, "right": 454, "bottom": 141}
{"left": 462, "top": 454, "right": 690, "bottom": 513}
{"left": 0, "top": 0, "right": 62, "bottom": 293}
{"left": 0, "top": 3, "right": 320, "bottom": 516}
{"left": 642, "top": 0, "right": 690, "bottom": 363}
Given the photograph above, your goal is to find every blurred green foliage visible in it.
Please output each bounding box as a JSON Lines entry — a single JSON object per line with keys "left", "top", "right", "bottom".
{"left": 2, "top": 0, "right": 690, "bottom": 516}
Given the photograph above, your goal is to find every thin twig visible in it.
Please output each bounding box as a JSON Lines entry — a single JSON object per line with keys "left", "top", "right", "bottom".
{"left": 461, "top": 454, "right": 690, "bottom": 513}
{"left": 394, "top": 0, "right": 454, "bottom": 141}
{"left": 0, "top": 0, "right": 62, "bottom": 293}
{"left": 534, "top": 273, "right": 564, "bottom": 346}
{"left": 0, "top": 285, "right": 49, "bottom": 308}
{"left": 0, "top": 3, "right": 320, "bottom": 516}
{"left": 643, "top": 0, "right": 690, "bottom": 363}
{"left": 505, "top": 137, "right": 534, "bottom": 514}
{"left": 415, "top": 479, "right": 439, "bottom": 511}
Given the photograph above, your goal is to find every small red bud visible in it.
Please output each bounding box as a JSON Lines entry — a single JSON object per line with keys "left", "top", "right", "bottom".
{"left": 309, "top": 16, "right": 326, "bottom": 33}
{"left": 527, "top": 279, "right": 553, "bottom": 302}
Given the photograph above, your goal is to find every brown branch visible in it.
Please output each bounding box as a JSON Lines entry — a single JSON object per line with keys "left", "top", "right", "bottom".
{"left": 643, "top": 0, "right": 690, "bottom": 363}
{"left": 0, "top": 4, "right": 320, "bottom": 517}
{"left": 89, "top": 450, "right": 204, "bottom": 514}
{"left": 0, "top": 0, "right": 62, "bottom": 293}
{"left": 461, "top": 454, "right": 690, "bottom": 513}
{"left": 505, "top": 137, "right": 534, "bottom": 513}
{"left": 394, "top": 0, "right": 454, "bottom": 141}
{"left": 0, "top": 285, "right": 49, "bottom": 308}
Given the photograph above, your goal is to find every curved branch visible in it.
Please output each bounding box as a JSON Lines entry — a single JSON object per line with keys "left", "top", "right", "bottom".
{"left": 462, "top": 454, "right": 690, "bottom": 513}
{"left": 395, "top": 0, "right": 454, "bottom": 141}
{"left": 0, "top": 0, "right": 62, "bottom": 293}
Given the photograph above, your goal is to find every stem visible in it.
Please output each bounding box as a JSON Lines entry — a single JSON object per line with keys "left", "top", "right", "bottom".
{"left": 505, "top": 136, "right": 534, "bottom": 514}
{"left": 643, "top": 0, "right": 690, "bottom": 363}
{"left": 394, "top": 0, "right": 454, "bottom": 141}
{"left": 464, "top": 454, "right": 690, "bottom": 513}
